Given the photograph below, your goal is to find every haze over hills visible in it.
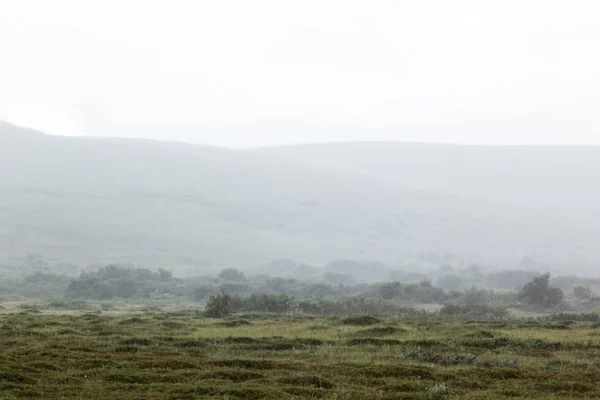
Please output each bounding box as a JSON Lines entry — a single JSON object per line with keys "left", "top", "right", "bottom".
{"left": 1, "top": 120, "right": 599, "bottom": 275}
{"left": 263, "top": 142, "right": 600, "bottom": 226}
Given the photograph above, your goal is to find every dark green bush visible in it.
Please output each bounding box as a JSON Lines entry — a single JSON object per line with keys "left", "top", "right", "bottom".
{"left": 541, "top": 312, "right": 600, "bottom": 322}
{"left": 439, "top": 304, "right": 508, "bottom": 321}
{"left": 203, "top": 292, "right": 232, "bottom": 318}
{"left": 66, "top": 265, "right": 178, "bottom": 300}
{"left": 518, "top": 273, "right": 564, "bottom": 309}
{"left": 231, "top": 293, "right": 296, "bottom": 313}
{"left": 298, "top": 297, "right": 425, "bottom": 317}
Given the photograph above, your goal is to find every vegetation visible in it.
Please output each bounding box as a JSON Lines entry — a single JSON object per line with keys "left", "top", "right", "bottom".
{"left": 1, "top": 308, "right": 600, "bottom": 399}
{"left": 518, "top": 273, "right": 565, "bottom": 309}
{"left": 3, "top": 119, "right": 600, "bottom": 399}
{"left": 204, "top": 292, "right": 233, "bottom": 318}
{"left": 1, "top": 258, "right": 599, "bottom": 399}
{"left": 2, "top": 265, "right": 599, "bottom": 321}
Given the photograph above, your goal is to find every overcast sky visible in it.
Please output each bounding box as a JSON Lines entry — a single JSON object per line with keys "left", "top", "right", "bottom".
{"left": 1, "top": 1, "right": 600, "bottom": 147}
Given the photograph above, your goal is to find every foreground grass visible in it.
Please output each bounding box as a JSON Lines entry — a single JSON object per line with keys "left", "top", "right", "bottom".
{"left": 1, "top": 310, "right": 600, "bottom": 399}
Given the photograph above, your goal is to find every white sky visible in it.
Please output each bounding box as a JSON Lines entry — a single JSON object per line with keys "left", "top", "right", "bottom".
{"left": 1, "top": 0, "right": 600, "bottom": 147}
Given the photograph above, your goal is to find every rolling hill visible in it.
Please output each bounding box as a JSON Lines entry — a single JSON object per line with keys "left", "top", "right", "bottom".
{"left": 1, "top": 121, "right": 599, "bottom": 274}
{"left": 263, "top": 142, "right": 600, "bottom": 226}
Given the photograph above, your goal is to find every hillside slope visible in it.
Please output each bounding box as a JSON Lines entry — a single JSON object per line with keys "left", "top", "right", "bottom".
{"left": 1, "top": 121, "right": 599, "bottom": 272}
{"left": 263, "top": 142, "right": 600, "bottom": 225}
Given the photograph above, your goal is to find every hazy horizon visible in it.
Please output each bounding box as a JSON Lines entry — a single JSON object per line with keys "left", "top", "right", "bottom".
{"left": 2, "top": 1, "right": 600, "bottom": 147}
{"left": 4, "top": 118, "right": 600, "bottom": 150}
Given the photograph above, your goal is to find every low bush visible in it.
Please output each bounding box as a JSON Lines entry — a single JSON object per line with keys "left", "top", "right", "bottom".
{"left": 203, "top": 292, "right": 232, "bottom": 318}
{"left": 438, "top": 304, "right": 508, "bottom": 320}
{"left": 541, "top": 312, "right": 600, "bottom": 322}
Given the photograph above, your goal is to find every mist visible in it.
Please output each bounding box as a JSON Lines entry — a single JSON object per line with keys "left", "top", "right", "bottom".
{"left": 2, "top": 1, "right": 600, "bottom": 147}
{"left": 3, "top": 4, "right": 600, "bottom": 399}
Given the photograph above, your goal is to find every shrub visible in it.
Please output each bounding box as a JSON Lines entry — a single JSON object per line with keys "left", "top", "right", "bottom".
{"left": 67, "top": 276, "right": 113, "bottom": 300}
{"left": 203, "top": 292, "right": 232, "bottom": 318}
{"left": 341, "top": 316, "right": 381, "bottom": 326}
{"left": 573, "top": 285, "right": 593, "bottom": 300}
{"left": 518, "top": 273, "right": 564, "bottom": 309}
{"left": 370, "top": 281, "right": 448, "bottom": 303}
{"left": 114, "top": 279, "right": 139, "bottom": 298}
{"left": 423, "top": 383, "right": 450, "bottom": 400}
{"left": 298, "top": 297, "right": 425, "bottom": 317}
{"left": 218, "top": 268, "right": 247, "bottom": 282}
{"left": 156, "top": 269, "right": 172, "bottom": 282}
{"left": 378, "top": 282, "right": 403, "bottom": 300}
{"left": 439, "top": 304, "right": 508, "bottom": 320}
{"left": 66, "top": 265, "right": 176, "bottom": 300}
{"left": 46, "top": 299, "right": 89, "bottom": 310}
{"left": 542, "top": 312, "right": 600, "bottom": 322}
{"left": 219, "top": 282, "right": 250, "bottom": 295}
{"left": 234, "top": 293, "right": 296, "bottom": 313}
{"left": 193, "top": 285, "right": 217, "bottom": 301}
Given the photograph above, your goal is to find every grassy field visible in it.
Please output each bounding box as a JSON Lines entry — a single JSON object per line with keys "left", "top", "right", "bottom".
{"left": 1, "top": 309, "right": 600, "bottom": 399}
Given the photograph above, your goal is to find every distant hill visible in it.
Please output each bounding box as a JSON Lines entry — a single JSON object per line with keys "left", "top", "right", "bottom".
{"left": 1, "top": 121, "right": 599, "bottom": 274}
{"left": 263, "top": 142, "right": 600, "bottom": 226}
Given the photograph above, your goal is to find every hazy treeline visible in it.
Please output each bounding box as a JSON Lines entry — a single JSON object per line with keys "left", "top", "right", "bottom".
{"left": 1, "top": 259, "right": 599, "bottom": 318}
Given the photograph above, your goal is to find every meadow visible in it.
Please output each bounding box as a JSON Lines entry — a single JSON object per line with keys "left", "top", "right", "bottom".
{"left": 1, "top": 309, "right": 600, "bottom": 399}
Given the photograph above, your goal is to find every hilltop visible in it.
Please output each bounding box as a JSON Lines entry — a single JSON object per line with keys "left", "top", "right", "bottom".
{"left": 263, "top": 141, "right": 600, "bottom": 225}
{"left": 1, "top": 121, "right": 599, "bottom": 273}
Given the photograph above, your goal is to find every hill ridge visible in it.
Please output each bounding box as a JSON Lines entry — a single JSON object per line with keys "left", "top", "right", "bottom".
{"left": 1, "top": 123, "right": 599, "bottom": 273}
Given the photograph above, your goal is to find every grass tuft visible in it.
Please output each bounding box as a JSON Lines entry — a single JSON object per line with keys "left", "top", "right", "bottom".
{"left": 340, "top": 316, "right": 381, "bottom": 326}
{"left": 278, "top": 375, "right": 335, "bottom": 389}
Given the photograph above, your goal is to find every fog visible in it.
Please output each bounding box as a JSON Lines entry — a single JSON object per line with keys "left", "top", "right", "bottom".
{"left": 1, "top": 2, "right": 600, "bottom": 288}
{"left": 2, "top": 1, "right": 600, "bottom": 147}
{"left": 4, "top": 5, "right": 600, "bottom": 398}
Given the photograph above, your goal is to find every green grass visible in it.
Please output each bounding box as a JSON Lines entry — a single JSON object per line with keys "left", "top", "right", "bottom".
{"left": 1, "top": 309, "right": 600, "bottom": 399}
